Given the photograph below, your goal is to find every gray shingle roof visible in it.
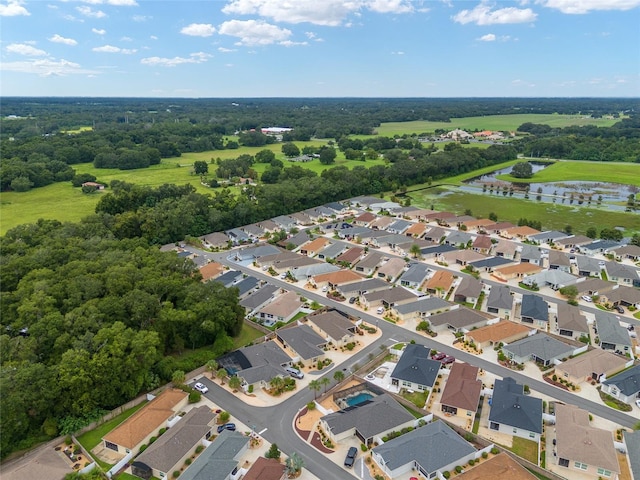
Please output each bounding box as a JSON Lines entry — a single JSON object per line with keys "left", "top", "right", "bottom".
{"left": 399, "top": 263, "right": 431, "bottom": 285}
{"left": 236, "top": 340, "right": 291, "bottom": 384}
{"left": 595, "top": 312, "right": 632, "bottom": 347}
{"left": 337, "top": 278, "right": 389, "bottom": 296}
{"left": 322, "top": 393, "right": 414, "bottom": 440}
{"left": 521, "top": 294, "right": 549, "bottom": 322}
{"left": 317, "top": 242, "right": 346, "bottom": 259}
{"left": 390, "top": 343, "right": 440, "bottom": 387}
{"left": 363, "top": 287, "right": 418, "bottom": 305}
{"left": 486, "top": 285, "right": 513, "bottom": 310}
{"left": 239, "top": 284, "right": 279, "bottom": 310}
{"left": 234, "top": 277, "right": 259, "bottom": 297}
{"left": 488, "top": 377, "right": 542, "bottom": 434}
{"left": 428, "top": 306, "right": 492, "bottom": 330}
{"left": 602, "top": 364, "right": 640, "bottom": 397}
{"left": 276, "top": 324, "right": 325, "bottom": 360}
{"left": 393, "top": 297, "right": 452, "bottom": 315}
{"left": 503, "top": 333, "right": 575, "bottom": 363}
{"left": 520, "top": 244, "right": 542, "bottom": 260}
{"left": 455, "top": 276, "right": 483, "bottom": 299}
{"left": 372, "top": 420, "right": 476, "bottom": 474}
{"left": 307, "top": 310, "right": 356, "bottom": 341}
{"left": 624, "top": 430, "right": 640, "bottom": 480}
{"left": 179, "top": 430, "right": 248, "bottom": 480}
{"left": 470, "top": 256, "right": 514, "bottom": 269}
{"left": 215, "top": 270, "right": 243, "bottom": 287}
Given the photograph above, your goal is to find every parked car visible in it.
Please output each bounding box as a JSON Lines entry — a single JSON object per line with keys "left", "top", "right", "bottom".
{"left": 431, "top": 352, "right": 446, "bottom": 361}
{"left": 616, "top": 305, "right": 625, "bottom": 314}
{"left": 628, "top": 324, "right": 635, "bottom": 331}
{"left": 376, "top": 307, "right": 384, "bottom": 314}
{"left": 441, "top": 356, "right": 456, "bottom": 365}
{"left": 348, "top": 297, "right": 356, "bottom": 304}
{"left": 344, "top": 446, "right": 358, "bottom": 468}
{"left": 636, "top": 399, "right": 640, "bottom": 409}
{"left": 193, "top": 382, "right": 209, "bottom": 394}
{"left": 217, "top": 423, "right": 236, "bottom": 434}
{"left": 581, "top": 295, "right": 593, "bottom": 302}
{"left": 286, "top": 367, "right": 304, "bottom": 379}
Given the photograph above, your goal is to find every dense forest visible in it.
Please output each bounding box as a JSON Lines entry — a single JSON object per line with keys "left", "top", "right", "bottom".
{"left": 0, "top": 219, "right": 244, "bottom": 458}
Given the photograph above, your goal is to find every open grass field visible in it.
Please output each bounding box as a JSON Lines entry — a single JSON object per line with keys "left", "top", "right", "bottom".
{"left": 61, "top": 126, "right": 94, "bottom": 134}
{"left": 410, "top": 190, "right": 640, "bottom": 236}
{"left": 498, "top": 160, "right": 640, "bottom": 187}
{"left": 373, "top": 114, "right": 621, "bottom": 136}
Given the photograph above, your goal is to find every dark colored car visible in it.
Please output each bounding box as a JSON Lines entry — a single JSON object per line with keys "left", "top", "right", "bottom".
{"left": 431, "top": 352, "right": 446, "bottom": 361}
{"left": 441, "top": 356, "right": 455, "bottom": 365}
{"left": 344, "top": 446, "right": 358, "bottom": 468}
{"left": 616, "top": 305, "right": 625, "bottom": 314}
{"left": 348, "top": 297, "right": 356, "bottom": 304}
{"left": 217, "top": 423, "right": 236, "bottom": 434}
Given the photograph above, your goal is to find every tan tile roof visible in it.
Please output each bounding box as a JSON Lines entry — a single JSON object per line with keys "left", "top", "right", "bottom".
{"left": 102, "top": 389, "right": 188, "bottom": 449}
{"left": 199, "top": 262, "right": 224, "bottom": 282}
{"left": 462, "top": 218, "right": 495, "bottom": 228}
{"left": 405, "top": 222, "right": 428, "bottom": 236}
{"left": 424, "top": 270, "right": 455, "bottom": 290}
{"left": 558, "top": 349, "right": 627, "bottom": 379}
{"left": 440, "top": 362, "right": 481, "bottom": 412}
{"left": 377, "top": 258, "right": 406, "bottom": 278}
{"left": 466, "top": 321, "right": 532, "bottom": 345}
{"left": 370, "top": 216, "right": 394, "bottom": 229}
{"left": 494, "top": 263, "right": 543, "bottom": 276}
{"left": 555, "top": 403, "right": 619, "bottom": 473}
{"left": 456, "top": 453, "right": 536, "bottom": 480}
{"left": 300, "top": 237, "right": 330, "bottom": 254}
{"left": 259, "top": 291, "right": 302, "bottom": 318}
{"left": 502, "top": 226, "right": 541, "bottom": 237}
{"left": 313, "top": 270, "right": 364, "bottom": 285}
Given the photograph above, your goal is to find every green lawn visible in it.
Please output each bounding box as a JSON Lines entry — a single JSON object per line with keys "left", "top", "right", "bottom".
{"left": 373, "top": 114, "right": 621, "bottom": 136}
{"left": 410, "top": 190, "right": 640, "bottom": 237}
{"left": 401, "top": 389, "right": 428, "bottom": 408}
{"left": 510, "top": 436, "right": 539, "bottom": 464}
{"left": 233, "top": 323, "right": 266, "bottom": 349}
{"left": 76, "top": 401, "right": 148, "bottom": 452}
{"left": 498, "top": 160, "right": 640, "bottom": 187}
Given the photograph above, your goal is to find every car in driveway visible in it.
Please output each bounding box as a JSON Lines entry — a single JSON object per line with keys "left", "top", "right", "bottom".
{"left": 193, "top": 382, "right": 209, "bottom": 394}
{"left": 581, "top": 295, "right": 593, "bottom": 302}
{"left": 616, "top": 305, "right": 625, "bottom": 314}
{"left": 441, "top": 356, "right": 455, "bottom": 365}
{"left": 636, "top": 399, "right": 640, "bottom": 409}
{"left": 348, "top": 297, "right": 356, "bottom": 304}
{"left": 285, "top": 367, "right": 304, "bottom": 379}
{"left": 344, "top": 446, "right": 358, "bottom": 468}
{"left": 431, "top": 352, "right": 446, "bottom": 361}
{"left": 217, "top": 423, "right": 236, "bottom": 434}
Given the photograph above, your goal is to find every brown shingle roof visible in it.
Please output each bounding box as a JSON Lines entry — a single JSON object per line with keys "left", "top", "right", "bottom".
{"left": 312, "top": 270, "right": 364, "bottom": 285}
{"left": 456, "top": 453, "right": 536, "bottom": 480}
{"left": 440, "top": 362, "right": 481, "bottom": 412}
{"left": 335, "top": 247, "right": 364, "bottom": 264}
{"left": 405, "top": 222, "right": 428, "bottom": 237}
{"left": 300, "top": 237, "right": 330, "bottom": 254}
{"left": 243, "top": 457, "right": 285, "bottom": 480}
{"left": 466, "top": 321, "right": 532, "bottom": 345}
{"left": 424, "top": 270, "right": 455, "bottom": 291}
{"left": 494, "top": 263, "right": 543, "bottom": 276}
{"left": 199, "top": 262, "right": 224, "bottom": 282}
{"left": 103, "top": 389, "right": 188, "bottom": 449}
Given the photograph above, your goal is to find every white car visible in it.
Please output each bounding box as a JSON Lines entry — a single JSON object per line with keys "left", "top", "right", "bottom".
{"left": 377, "top": 307, "right": 384, "bottom": 314}
{"left": 193, "top": 382, "right": 209, "bottom": 394}
{"left": 636, "top": 399, "right": 640, "bottom": 409}
{"left": 581, "top": 295, "right": 592, "bottom": 302}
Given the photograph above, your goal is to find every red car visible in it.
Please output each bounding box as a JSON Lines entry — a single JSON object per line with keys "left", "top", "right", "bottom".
{"left": 441, "top": 356, "right": 455, "bottom": 365}
{"left": 431, "top": 352, "right": 446, "bottom": 361}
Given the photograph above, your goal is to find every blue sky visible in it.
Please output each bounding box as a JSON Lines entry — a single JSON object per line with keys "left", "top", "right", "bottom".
{"left": 1, "top": 0, "right": 639, "bottom": 97}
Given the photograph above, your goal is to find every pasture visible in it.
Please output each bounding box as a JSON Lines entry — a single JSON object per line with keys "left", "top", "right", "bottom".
{"left": 373, "top": 114, "right": 620, "bottom": 136}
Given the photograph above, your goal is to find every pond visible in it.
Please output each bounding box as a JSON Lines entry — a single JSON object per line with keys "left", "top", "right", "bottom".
{"left": 461, "top": 163, "right": 636, "bottom": 212}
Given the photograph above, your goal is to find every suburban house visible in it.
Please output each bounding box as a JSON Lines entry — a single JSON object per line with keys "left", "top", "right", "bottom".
{"left": 488, "top": 377, "right": 543, "bottom": 441}
{"left": 554, "top": 403, "right": 619, "bottom": 479}
{"left": 453, "top": 276, "right": 483, "bottom": 305}
{"left": 233, "top": 244, "right": 280, "bottom": 262}
{"left": 376, "top": 257, "right": 407, "bottom": 282}
{"left": 387, "top": 219, "right": 412, "bottom": 234}
{"left": 423, "top": 226, "right": 447, "bottom": 243}
{"left": 464, "top": 321, "right": 532, "bottom": 350}
{"left": 492, "top": 239, "right": 518, "bottom": 259}
{"left": 420, "top": 244, "right": 457, "bottom": 258}
{"left": 579, "top": 240, "right": 621, "bottom": 256}
{"left": 271, "top": 215, "right": 297, "bottom": 231}
{"left": 502, "top": 333, "right": 579, "bottom": 367}
{"left": 456, "top": 452, "right": 537, "bottom": 480}
{"left": 353, "top": 211, "right": 377, "bottom": 227}
{"left": 427, "top": 306, "right": 494, "bottom": 334}
{"left": 289, "top": 211, "right": 313, "bottom": 226}
{"left": 240, "top": 224, "right": 265, "bottom": 240}
{"left": 605, "top": 263, "right": 640, "bottom": 287}
{"left": 554, "top": 303, "right": 589, "bottom": 340}
{"left": 214, "top": 270, "right": 243, "bottom": 288}
{"left": 441, "top": 249, "right": 488, "bottom": 267}
{"left": 275, "top": 324, "right": 326, "bottom": 365}
{"left": 242, "top": 456, "right": 286, "bottom": 480}
{"left": 336, "top": 278, "right": 389, "bottom": 299}
{"left": 611, "top": 244, "right": 640, "bottom": 262}
{"left": 224, "top": 341, "right": 292, "bottom": 392}
{"left": 623, "top": 431, "right": 640, "bottom": 480}
{"left": 521, "top": 269, "right": 578, "bottom": 291}
{"left": 573, "top": 278, "right": 616, "bottom": 297}
{"left": 471, "top": 234, "right": 493, "bottom": 254}
{"left": 500, "top": 225, "right": 541, "bottom": 240}
{"left": 391, "top": 296, "right": 452, "bottom": 323}
{"left": 298, "top": 237, "right": 331, "bottom": 257}
{"left": 316, "top": 242, "right": 346, "bottom": 261}
{"left": 239, "top": 284, "right": 279, "bottom": 315}
{"left": 200, "top": 232, "right": 231, "bottom": 249}
{"left": 353, "top": 251, "right": 385, "bottom": 276}
{"left": 554, "top": 349, "right": 628, "bottom": 385}
{"left": 305, "top": 309, "right": 357, "bottom": 347}
{"left": 405, "top": 222, "right": 428, "bottom": 238}
{"left": 362, "top": 287, "right": 418, "bottom": 311}
{"left": 177, "top": 429, "right": 249, "bottom": 480}
{"left": 325, "top": 201, "right": 349, "bottom": 215}
{"left": 440, "top": 362, "right": 482, "bottom": 419}
{"left": 398, "top": 263, "right": 431, "bottom": 289}
{"left": 226, "top": 228, "right": 250, "bottom": 245}
{"left": 232, "top": 277, "right": 260, "bottom": 298}
{"left": 463, "top": 218, "right": 496, "bottom": 232}
{"left": 320, "top": 393, "right": 415, "bottom": 447}
{"left": 102, "top": 389, "right": 189, "bottom": 457}
{"left": 257, "top": 291, "right": 303, "bottom": 327}
{"left": 132, "top": 406, "right": 216, "bottom": 480}
{"left": 519, "top": 245, "right": 543, "bottom": 265}
{"left": 528, "top": 230, "right": 571, "bottom": 245}
{"left": 555, "top": 235, "right": 593, "bottom": 250}
{"left": 390, "top": 343, "right": 441, "bottom": 392}
{"left": 371, "top": 421, "right": 480, "bottom": 480}
{"left": 601, "top": 364, "right": 640, "bottom": 405}
{"left": 576, "top": 256, "right": 603, "bottom": 277}
{"left": 519, "top": 294, "right": 549, "bottom": 329}
{"left": 485, "top": 285, "right": 514, "bottom": 319}
{"left": 443, "top": 231, "right": 473, "bottom": 248}
{"left": 600, "top": 285, "right": 640, "bottom": 310}
{"left": 199, "top": 262, "right": 224, "bottom": 282}
{"left": 492, "top": 263, "right": 543, "bottom": 282}
{"left": 370, "top": 215, "right": 395, "bottom": 230}
{"left": 289, "top": 262, "right": 340, "bottom": 282}
{"left": 548, "top": 250, "right": 572, "bottom": 273}
{"left": 335, "top": 247, "right": 364, "bottom": 266}
{"left": 424, "top": 270, "right": 455, "bottom": 298}
{"left": 311, "top": 270, "right": 363, "bottom": 290}
{"left": 595, "top": 312, "right": 632, "bottom": 354}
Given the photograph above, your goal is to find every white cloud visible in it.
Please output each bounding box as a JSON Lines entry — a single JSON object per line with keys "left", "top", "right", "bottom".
{"left": 367, "top": 0, "right": 413, "bottom": 14}
{"left": 279, "top": 40, "right": 308, "bottom": 47}
{"left": 141, "top": 52, "right": 212, "bottom": 67}
{"left": 453, "top": 2, "right": 537, "bottom": 25}
{"left": 0, "top": 0, "right": 29, "bottom": 16}
{"left": 1, "top": 58, "right": 98, "bottom": 76}
{"left": 150, "top": 35, "right": 158, "bottom": 40}
{"left": 6, "top": 43, "right": 47, "bottom": 56}
{"left": 49, "top": 34, "right": 78, "bottom": 46}
{"left": 222, "top": 0, "right": 363, "bottom": 26}
{"left": 92, "top": 44, "right": 137, "bottom": 54}
{"left": 478, "top": 33, "right": 496, "bottom": 41}
{"left": 180, "top": 23, "right": 216, "bottom": 37}
{"left": 92, "top": 27, "right": 106, "bottom": 34}
{"left": 77, "top": 6, "right": 106, "bottom": 18}
{"left": 218, "top": 46, "right": 236, "bottom": 52}
{"left": 391, "top": 50, "right": 405, "bottom": 54}
{"left": 218, "top": 19, "right": 292, "bottom": 46}
{"left": 77, "top": 0, "right": 138, "bottom": 4}
{"left": 512, "top": 79, "right": 536, "bottom": 87}
{"left": 538, "top": 0, "right": 640, "bottom": 13}
{"left": 305, "top": 31, "right": 324, "bottom": 41}
{"left": 132, "top": 14, "right": 149, "bottom": 21}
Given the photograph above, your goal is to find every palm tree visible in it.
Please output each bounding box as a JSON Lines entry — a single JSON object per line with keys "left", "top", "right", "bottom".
{"left": 320, "top": 377, "right": 330, "bottom": 393}
{"left": 333, "top": 370, "right": 345, "bottom": 383}
{"left": 308, "top": 379, "right": 321, "bottom": 399}
{"left": 171, "top": 370, "right": 185, "bottom": 387}
{"left": 228, "top": 376, "right": 241, "bottom": 391}
{"left": 409, "top": 243, "right": 422, "bottom": 259}
{"left": 216, "top": 368, "right": 227, "bottom": 385}
{"left": 205, "top": 359, "right": 218, "bottom": 379}
{"left": 270, "top": 376, "right": 284, "bottom": 395}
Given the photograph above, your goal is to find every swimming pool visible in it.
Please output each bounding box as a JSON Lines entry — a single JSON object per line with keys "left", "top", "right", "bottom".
{"left": 345, "top": 392, "right": 373, "bottom": 407}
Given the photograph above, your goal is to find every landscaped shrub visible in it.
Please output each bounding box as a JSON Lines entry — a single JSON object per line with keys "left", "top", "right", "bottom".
{"left": 139, "top": 444, "right": 148, "bottom": 453}
{"left": 469, "top": 459, "right": 475, "bottom": 466}
{"left": 491, "top": 447, "right": 499, "bottom": 455}
{"left": 455, "top": 466, "right": 463, "bottom": 473}
{"left": 307, "top": 402, "right": 316, "bottom": 410}
{"left": 149, "top": 436, "right": 157, "bottom": 444}
{"left": 195, "top": 445, "right": 204, "bottom": 454}
{"left": 188, "top": 391, "right": 201, "bottom": 403}
{"left": 65, "top": 435, "right": 73, "bottom": 445}
{"left": 248, "top": 385, "right": 254, "bottom": 393}
{"left": 482, "top": 452, "right": 488, "bottom": 459}
{"left": 185, "top": 458, "right": 192, "bottom": 466}
{"left": 218, "top": 411, "right": 230, "bottom": 423}
{"left": 443, "top": 471, "right": 450, "bottom": 479}
{"left": 159, "top": 428, "right": 167, "bottom": 435}
{"left": 361, "top": 444, "right": 368, "bottom": 452}
{"left": 173, "top": 471, "right": 180, "bottom": 478}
